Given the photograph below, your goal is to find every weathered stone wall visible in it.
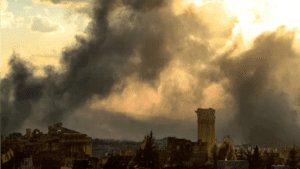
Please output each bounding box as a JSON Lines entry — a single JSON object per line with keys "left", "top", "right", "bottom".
{"left": 162, "top": 137, "right": 208, "bottom": 166}
{"left": 2, "top": 123, "right": 92, "bottom": 168}
{"left": 195, "top": 108, "right": 216, "bottom": 157}
{"left": 191, "top": 141, "right": 208, "bottom": 166}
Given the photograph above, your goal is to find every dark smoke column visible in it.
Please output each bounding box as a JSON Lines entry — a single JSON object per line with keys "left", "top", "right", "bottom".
{"left": 195, "top": 108, "right": 216, "bottom": 157}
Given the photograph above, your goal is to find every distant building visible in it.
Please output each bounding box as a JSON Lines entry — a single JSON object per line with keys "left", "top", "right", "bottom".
{"left": 152, "top": 136, "right": 208, "bottom": 167}
{"left": 234, "top": 145, "right": 242, "bottom": 151}
{"left": 91, "top": 139, "right": 140, "bottom": 157}
{"left": 241, "top": 144, "right": 253, "bottom": 151}
{"left": 6, "top": 133, "right": 23, "bottom": 140}
{"left": 132, "top": 108, "right": 215, "bottom": 167}
{"left": 154, "top": 138, "right": 168, "bottom": 150}
{"left": 26, "top": 129, "right": 31, "bottom": 139}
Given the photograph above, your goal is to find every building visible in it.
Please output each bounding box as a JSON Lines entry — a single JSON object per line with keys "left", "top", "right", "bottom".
{"left": 6, "top": 133, "right": 24, "bottom": 140}
{"left": 145, "top": 108, "right": 215, "bottom": 167}
{"left": 195, "top": 108, "right": 216, "bottom": 157}
{"left": 241, "top": 144, "right": 253, "bottom": 151}
{"left": 235, "top": 145, "right": 242, "bottom": 151}
{"left": 217, "top": 160, "right": 249, "bottom": 169}
{"left": 151, "top": 136, "right": 208, "bottom": 167}
{"left": 1, "top": 122, "right": 92, "bottom": 169}
{"left": 91, "top": 139, "right": 141, "bottom": 158}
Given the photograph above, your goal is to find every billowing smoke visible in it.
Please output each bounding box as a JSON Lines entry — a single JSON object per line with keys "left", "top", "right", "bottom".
{"left": 1, "top": 0, "right": 172, "bottom": 135}
{"left": 214, "top": 26, "right": 300, "bottom": 148}
{"left": 1, "top": 0, "right": 300, "bottom": 147}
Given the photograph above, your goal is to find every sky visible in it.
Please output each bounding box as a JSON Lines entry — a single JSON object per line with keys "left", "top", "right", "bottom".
{"left": 1, "top": 0, "right": 300, "bottom": 147}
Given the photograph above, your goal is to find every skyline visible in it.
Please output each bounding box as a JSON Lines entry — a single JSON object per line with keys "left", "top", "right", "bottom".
{"left": 1, "top": 0, "right": 300, "bottom": 147}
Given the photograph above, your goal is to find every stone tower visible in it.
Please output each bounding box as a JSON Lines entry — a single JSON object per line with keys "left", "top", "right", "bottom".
{"left": 195, "top": 108, "right": 216, "bottom": 157}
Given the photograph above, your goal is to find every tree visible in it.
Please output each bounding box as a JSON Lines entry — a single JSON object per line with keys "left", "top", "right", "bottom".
{"left": 287, "top": 144, "right": 299, "bottom": 169}
{"left": 224, "top": 135, "right": 234, "bottom": 145}
{"left": 265, "top": 148, "right": 275, "bottom": 169}
{"left": 237, "top": 148, "right": 247, "bottom": 160}
{"left": 211, "top": 143, "right": 219, "bottom": 168}
{"left": 135, "top": 131, "right": 159, "bottom": 169}
{"left": 135, "top": 147, "right": 143, "bottom": 166}
{"left": 218, "top": 137, "right": 236, "bottom": 161}
{"left": 245, "top": 147, "right": 253, "bottom": 169}
{"left": 227, "top": 148, "right": 237, "bottom": 161}
{"left": 218, "top": 138, "right": 229, "bottom": 160}
{"left": 252, "top": 145, "right": 264, "bottom": 169}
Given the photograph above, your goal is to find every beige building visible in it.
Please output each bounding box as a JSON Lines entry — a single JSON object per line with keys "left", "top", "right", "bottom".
{"left": 195, "top": 108, "right": 216, "bottom": 157}
{"left": 2, "top": 123, "right": 92, "bottom": 168}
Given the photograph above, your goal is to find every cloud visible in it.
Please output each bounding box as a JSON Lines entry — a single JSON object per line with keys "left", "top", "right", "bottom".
{"left": 24, "top": 6, "right": 33, "bottom": 13}
{"left": 1, "top": 0, "right": 24, "bottom": 29}
{"left": 32, "top": 0, "right": 94, "bottom": 32}
{"left": 1, "top": 0, "right": 8, "bottom": 11}
{"left": 31, "top": 0, "right": 93, "bottom": 4}
{"left": 31, "top": 0, "right": 93, "bottom": 18}
{"left": 43, "top": 8, "right": 50, "bottom": 16}
{"left": 2, "top": 0, "right": 300, "bottom": 148}
{"left": 29, "top": 15, "right": 64, "bottom": 33}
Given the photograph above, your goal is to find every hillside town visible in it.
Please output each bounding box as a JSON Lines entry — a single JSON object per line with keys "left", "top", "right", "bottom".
{"left": 2, "top": 108, "right": 300, "bottom": 169}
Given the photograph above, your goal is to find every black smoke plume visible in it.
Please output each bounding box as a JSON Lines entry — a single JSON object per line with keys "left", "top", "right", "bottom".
{"left": 1, "top": 0, "right": 171, "bottom": 135}
{"left": 214, "top": 26, "right": 300, "bottom": 148}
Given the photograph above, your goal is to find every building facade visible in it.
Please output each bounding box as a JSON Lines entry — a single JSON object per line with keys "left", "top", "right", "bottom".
{"left": 1, "top": 123, "right": 92, "bottom": 169}
{"left": 152, "top": 137, "right": 208, "bottom": 167}
{"left": 195, "top": 108, "right": 216, "bottom": 157}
